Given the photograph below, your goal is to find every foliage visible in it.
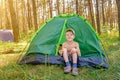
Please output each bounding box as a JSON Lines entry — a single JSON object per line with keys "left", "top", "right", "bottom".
{"left": 100, "top": 29, "right": 120, "bottom": 53}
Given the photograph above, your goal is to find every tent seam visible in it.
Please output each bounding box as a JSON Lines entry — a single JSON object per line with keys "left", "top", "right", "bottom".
{"left": 55, "top": 19, "right": 67, "bottom": 55}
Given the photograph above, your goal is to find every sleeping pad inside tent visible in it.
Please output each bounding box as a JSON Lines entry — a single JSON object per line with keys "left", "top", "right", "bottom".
{"left": 19, "top": 14, "right": 109, "bottom": 68}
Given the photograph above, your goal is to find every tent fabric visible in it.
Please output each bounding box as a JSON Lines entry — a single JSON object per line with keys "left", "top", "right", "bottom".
{"left": 20, "top": 14, "right": 109, "bottom": 68}
{"left": 20, "top": 55, "right": 108, "bottom": 68}
{"left": 0, "top": 30, "right": 14, "bottom": 42}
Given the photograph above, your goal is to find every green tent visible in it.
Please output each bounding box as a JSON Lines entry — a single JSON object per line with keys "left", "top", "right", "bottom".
{"left": 20, "top": 14, "right": 109, "bottom": 68}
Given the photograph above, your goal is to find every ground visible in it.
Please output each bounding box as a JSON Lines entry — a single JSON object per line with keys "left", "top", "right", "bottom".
{"left": 0, "top": 31, "right": 120, "bottom": 80}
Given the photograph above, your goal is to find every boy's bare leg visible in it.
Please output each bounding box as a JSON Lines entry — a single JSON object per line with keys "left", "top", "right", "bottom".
{"left": 72, "top": 53, "right": 77, "bottom": 63}
{"left": 62, "top": 48, "right": 71, "bottom": 73}
{"left": 72, "top": 53, "right": 78, "bottom": 76}
{"left": 62, "top": 48, "right": 69, "bottom": 62}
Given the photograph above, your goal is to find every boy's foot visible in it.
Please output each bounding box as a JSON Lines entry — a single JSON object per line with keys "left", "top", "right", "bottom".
{"left": 64, "top": 66, "right": 71, "bottom": 73}
{"left": 72, "top": 68, "right": 78, "bottom": 76}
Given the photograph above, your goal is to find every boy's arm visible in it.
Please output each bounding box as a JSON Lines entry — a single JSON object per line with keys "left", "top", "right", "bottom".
{"left": 62, "top": 43, "right": 66, "bottom": 49}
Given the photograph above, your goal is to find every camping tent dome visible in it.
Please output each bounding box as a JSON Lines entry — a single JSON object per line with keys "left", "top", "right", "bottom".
{"left": 20, "top": 14, "right": 109, "bottom": 68}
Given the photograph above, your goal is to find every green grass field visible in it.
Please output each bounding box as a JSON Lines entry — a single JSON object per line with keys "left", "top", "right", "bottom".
{"left": 0, "top": 31, "right": 120, "bottom": 80}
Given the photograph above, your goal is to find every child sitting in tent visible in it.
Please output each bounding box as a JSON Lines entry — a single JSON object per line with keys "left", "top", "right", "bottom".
{"left": 59, "top": 28, "right": 81, "bottom": 76}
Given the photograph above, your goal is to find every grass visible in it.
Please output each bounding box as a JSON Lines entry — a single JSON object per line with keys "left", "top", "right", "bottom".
{"left": 0, "top": 30, "right": 120, "bottom": 80}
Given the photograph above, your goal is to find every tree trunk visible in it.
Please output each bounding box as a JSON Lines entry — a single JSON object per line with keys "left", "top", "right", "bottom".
{"left": 76, "top": 0, "right": 79, "bottom": 14}
{"left": 43, "top": 0, "right": 46, "bottom": 22}
{"left": 48, "top": 0, "right": 52, "bottom": 18}
{"left": 56, "top": 0, "right": 60, "bottom": 15}
{"left": 102, "top": 0, "right": 105, "bottom": 25}
{"left": 78, "top": 0, "right": 82, "bottom": 15}
{"left": 27, "top": 0, "right": 31, "bottom": 30}
{"left": 106, "top": 0, "right": 111, "bottom": 26}
{"left": 5, "top": 1, "right": 11, "bottom": 29}
{"left": 32, "top": 0, "right": 38, "bottom": 31}
{"left": 63, "top": 0, "right": 65, "bottom": 14}
{"left": 5, "top": 11, "right": 11, "bottom": 29}
{"left": 8, "top": 0, "right": 19, "bottom": 42}
{"left": 0, "top": 0, "right": 3, "bottom": 28}
{"left": 21, "top": 0, "right": 27, "bottom": 32}
{"left": 108, "top": 0, "right": 113, "bottom": 30}
{"left": 67, "top": 0, "right": 69, "bottom": 13}
{"left": 88, "top": 0, "right": 96, "bottom": 30}
{"left": 15, "top": 0, "right": 19, "bottom": 28}
{"left": 96, "top": 0, "right": 101, "bottom": 34}
{"left": 116, "top": 0, "right": 120, "bottom": 37}
{"left": 27, "top": 0, "right": 32, "bottom": 30}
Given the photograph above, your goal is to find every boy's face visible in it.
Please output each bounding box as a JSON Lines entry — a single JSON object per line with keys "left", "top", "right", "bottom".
{"left": 66, "top": 31, "right": 75, "bottom": 42}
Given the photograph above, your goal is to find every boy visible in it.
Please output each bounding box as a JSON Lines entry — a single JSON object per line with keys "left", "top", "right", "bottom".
{"left": 59, "top": 28, "right": 81, "bottom": 76}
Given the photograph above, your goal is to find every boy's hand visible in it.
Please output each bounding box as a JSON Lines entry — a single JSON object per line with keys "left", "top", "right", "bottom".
{"left": 77, "top": 53, "right": 81, "bottom": 56}
{"left": 71, "top": 48, "right": 77, "bottom": 53}
{"left": 59, "top": 50, "right": 63, "bottom": 56}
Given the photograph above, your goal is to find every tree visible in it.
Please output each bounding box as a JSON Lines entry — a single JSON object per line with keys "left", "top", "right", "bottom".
{"left": 43, "top": 0, "right": 46, "bottom": 22}
{"left": 0, "top": 0, "right": 4, "bottom": 28}
{"left": 7, "top": 0, "right": 19, "bottom": 42}
{"left": 102, "top": 0, "right": 105, "bottom": 25}
{"left": 116, "top": 0, "right": 120, "bottom": 37}
{"left": 27, "top": 0, "right": 32, "bottom": 30}
{"left": 96, "top": 0, "right": 101, "bottom": 34}
{"left": 63, "top": 0, "right": 65, "bottom": 14}
{"left": 88, "top": 0, "right": 96, "bottom": 30}
{"left": 56, "top": 0, "right": 60, "bottom": 15}
{"left": 21, "top": 0, "right": 27, "bottom": 32}
{"left": 105, "top": 0, "right": 112, "bottom": 25}
{"left": 76, "top": 0, "right": 79, "bottom": 14}
{"left": 78, "top": 0, "right": 84, "bottom": 16}
{"left": 48, "top": 0, "right": 52, "bottom": 18}
{"left": 31, "top": 0, "right": 38, "bottom": 31}
{"left": 5, "top": 1, "right": 11, "bottom": 29}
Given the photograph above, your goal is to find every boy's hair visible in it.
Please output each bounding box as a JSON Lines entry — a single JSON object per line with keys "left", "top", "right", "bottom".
{"left": 66, "top": 28, "right": 75, "bottom": 35}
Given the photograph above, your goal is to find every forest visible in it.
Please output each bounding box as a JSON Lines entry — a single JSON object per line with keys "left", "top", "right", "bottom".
{"left": 0, "top": 0, "right": 120, "bottom": 80}
{"left": 0, "top": 0, "right": 120, "bottom": 41}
